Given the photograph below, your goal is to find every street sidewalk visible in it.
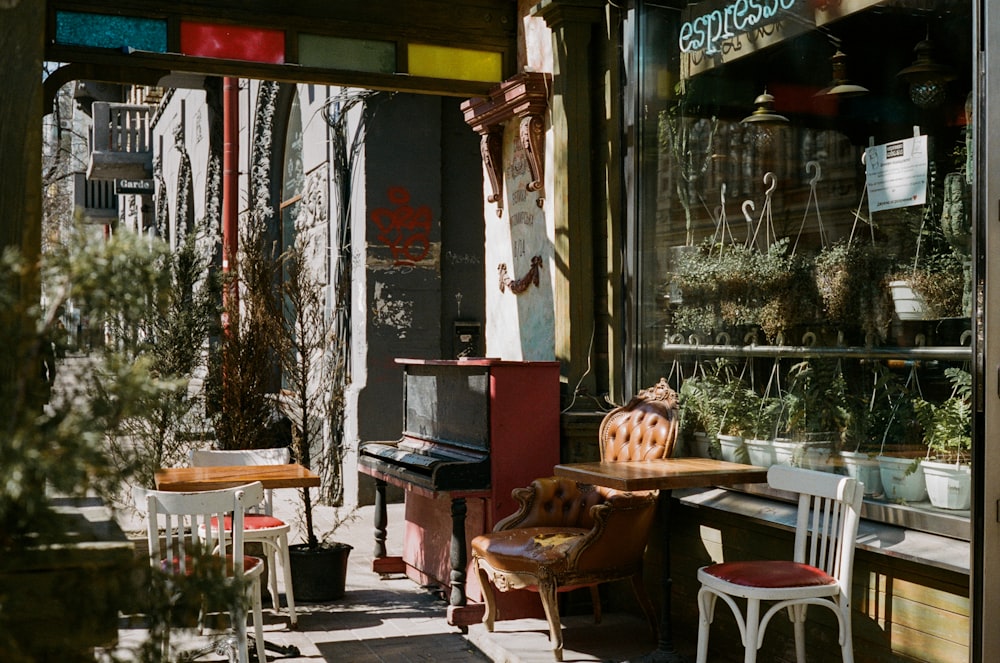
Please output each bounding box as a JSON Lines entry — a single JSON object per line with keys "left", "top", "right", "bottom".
{"left": 112, "top": 490, "right": 682, "bottom": 662}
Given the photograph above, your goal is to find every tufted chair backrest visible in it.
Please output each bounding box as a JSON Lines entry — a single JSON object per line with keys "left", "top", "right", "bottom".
{"left": 598, "top": 377, "right": 680, "bottom": 462}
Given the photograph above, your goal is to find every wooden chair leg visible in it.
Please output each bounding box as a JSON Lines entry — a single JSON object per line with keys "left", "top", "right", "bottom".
{"left": 474, "top": 561, "right": 498, "bottom": 632}
{"left": 538, "top": 577, "right": 563, "bottom": 662}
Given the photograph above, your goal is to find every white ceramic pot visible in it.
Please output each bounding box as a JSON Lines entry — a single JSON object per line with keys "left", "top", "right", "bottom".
{"left": 717, "top": 434, "right": 748, "bottom": 464}
{"left": 772, "top": 438, "right": 797, "bottom": 466}
{"left": 744, "top": 438, "right": 776, "bottom": 468}
{"left": 692, "top": 431, "right": 715, "bottom": 459}
{"left": 922, "top": 460, "right": 971, "bottom": 510}
{"left": 796, "top": 440, "right": 836, "bottom": 472}
{"left": 839, "top": 451, "right": 882, "bottom": 495}
{"left": 878, "top": 455, "right": 927, "bottom": 502}
{"left": 889, "top": 280, "right": 928, "bottom": 321}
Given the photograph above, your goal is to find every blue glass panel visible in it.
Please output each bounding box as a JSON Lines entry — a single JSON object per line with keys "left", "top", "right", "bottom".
{"left": 55, "top": 11, "right": 167, "bottom": 53}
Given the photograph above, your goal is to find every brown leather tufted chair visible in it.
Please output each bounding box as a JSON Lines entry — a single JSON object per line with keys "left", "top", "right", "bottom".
{"left": 471, "top": 378, "right": 679, "bottom": 661}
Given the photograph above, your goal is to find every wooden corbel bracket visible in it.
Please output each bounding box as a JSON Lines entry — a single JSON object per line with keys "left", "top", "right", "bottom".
{"left": 461, "top": 72, "right": 551, "bottom": 216}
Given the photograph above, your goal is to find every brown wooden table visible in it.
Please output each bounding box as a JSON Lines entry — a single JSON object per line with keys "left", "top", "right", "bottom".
{"left": 154, "top": 463, "right": 321, "bottom": 491}
{"left": 554, "top": 457, "right": 768, "bottom": 663}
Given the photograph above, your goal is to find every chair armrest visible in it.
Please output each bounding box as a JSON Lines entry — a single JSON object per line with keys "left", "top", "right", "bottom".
{"left": 494, "top": 477, "right": 604, "bottom": 531}
{"left": 571, "top": 489, "right": 658, "bottom": 572}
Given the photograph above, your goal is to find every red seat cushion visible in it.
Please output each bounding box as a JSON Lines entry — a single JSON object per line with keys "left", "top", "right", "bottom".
{"left": 161, "top": 554, "right": 264, "bottom": 576}
{"left": 704, "top": 560, "right": 836, "bottom": 589}
{"left": 211, "top": 514, "right": 286, "bottom": 531}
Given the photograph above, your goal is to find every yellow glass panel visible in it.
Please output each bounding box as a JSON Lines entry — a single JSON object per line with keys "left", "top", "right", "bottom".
{"left": 407, "top": 43, "right": 502, "bottom": 83}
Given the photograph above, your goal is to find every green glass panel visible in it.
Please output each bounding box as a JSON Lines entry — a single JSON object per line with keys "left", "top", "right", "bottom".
{"left": 55, "top": 11, "right": 167, "bottom": 53}
{"left": 299, "top": 34, "right": 396, "bottom": 74}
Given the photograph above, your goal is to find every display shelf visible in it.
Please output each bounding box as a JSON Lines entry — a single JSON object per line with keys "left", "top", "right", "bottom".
{"left": 661, "top": 342, "right": 972, "bottom": 362}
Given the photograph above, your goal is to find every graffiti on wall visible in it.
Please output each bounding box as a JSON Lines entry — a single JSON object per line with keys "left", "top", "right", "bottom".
{"left": 370, "top": 186, "right": 432, "bottom": 266}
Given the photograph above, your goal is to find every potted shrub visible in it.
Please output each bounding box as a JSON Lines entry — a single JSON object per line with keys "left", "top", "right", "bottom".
{"left": 840, "top": 365, "right": 912, "bottom": 496}
{"left": 678, "top": 371, "right": 721, "bottom": 458}
{"left": 744, "top": 390, "right": 785, "bottom": 468}
{"left": 1, "top": 231, "right": 237, "bottom": 660}
{"left": 276, "top": 236, "right": 354, "bottom": 602}
{"left": 873, "top": 377, "right": 928, "bottom": 503}
{"left": 715, "top": 371, "right": 756, "bottom": 464}
{"left": 782, "top": 358, "right": 851, "bottom": 472}
{"left": 915, "top": 367, "right": 972, "bottom": 510}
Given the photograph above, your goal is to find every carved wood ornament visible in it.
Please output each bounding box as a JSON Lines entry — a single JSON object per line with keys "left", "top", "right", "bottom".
{"left": 461, "top": 72, "right": 551, "bottom": 216}
{"left": 498, "top": 255, "right": 542, "bottom": 294}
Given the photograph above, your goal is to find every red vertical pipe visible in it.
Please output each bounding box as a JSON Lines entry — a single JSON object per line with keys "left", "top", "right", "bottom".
{"left": 222, "top": 77, "right": 239, "bottom": 312}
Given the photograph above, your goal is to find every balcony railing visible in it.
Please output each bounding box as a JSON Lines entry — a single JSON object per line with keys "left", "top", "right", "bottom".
{"left": 73, "top": 172, "right": 118, "bottom": 224}
{"left": 87, "top": 102, "right": 153, "bottom": 181}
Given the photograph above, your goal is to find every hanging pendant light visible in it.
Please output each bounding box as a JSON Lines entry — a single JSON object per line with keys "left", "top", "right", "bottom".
{"left": 741, "top": 89, "right": 789, "bottom": 125}
{"left": 816, "top": 50, "right": 869, "bottom": 98}
{"left": 897, "top": 37, "right": 955, "bottom": 109}
{"left": 742, "top": 89, "right": 788, "bottom": 149}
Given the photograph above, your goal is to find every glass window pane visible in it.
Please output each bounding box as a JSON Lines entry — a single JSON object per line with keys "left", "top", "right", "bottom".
{"left": 179, "top": 21, "right": 285, "bottom": 64}
{"left": 54, "top": 11, "right": 167, "bottom": 53}
{"left": 299, "top": 35, "right": 396, "bottom": 74}
{"left": 634, "top": 1, "right": 974, "bottom": 527}
{"left": 407, "top": 43, "right": 502, "bottom": 82}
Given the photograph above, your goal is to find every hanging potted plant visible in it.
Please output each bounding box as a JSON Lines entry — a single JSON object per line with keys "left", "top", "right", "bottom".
{"left": 915, "top": 367, "right": 972, "bottom": 510}
{"left": 755, "top": 238, "right": 823, "bottom": 344}
{"left": 668, "top": 239, "right": 725, "bottom": 341}
{"left": 814, "top": 238, "right": 894, "bottom": 346}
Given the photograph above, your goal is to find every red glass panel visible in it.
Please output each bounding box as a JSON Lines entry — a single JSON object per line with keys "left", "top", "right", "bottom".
{"left": 180, "top": 22, "right": 285, "bottom": 64}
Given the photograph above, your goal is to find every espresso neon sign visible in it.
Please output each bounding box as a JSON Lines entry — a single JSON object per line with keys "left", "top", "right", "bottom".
{"left": 679, "top": 0, "right": 797, "bottom": 55}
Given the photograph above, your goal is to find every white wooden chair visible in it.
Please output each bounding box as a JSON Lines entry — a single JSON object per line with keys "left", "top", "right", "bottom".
{"left": 191, "top": 448, "right": 298, "bottom": 627}
{"left": 145, "top": 482, "right": 267, "bottom": 663}
{"left": 695, "top": 465, "right": 864, "bottom": 663}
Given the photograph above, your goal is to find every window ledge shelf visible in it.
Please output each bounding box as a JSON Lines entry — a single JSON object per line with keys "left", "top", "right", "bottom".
{"left": 674, "top": 486, "right": 970, "bottom": 576}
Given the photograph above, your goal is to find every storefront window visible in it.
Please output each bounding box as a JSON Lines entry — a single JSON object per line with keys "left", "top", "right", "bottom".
{"left": 632, "top": 1, "right": 973, "bottom": 534}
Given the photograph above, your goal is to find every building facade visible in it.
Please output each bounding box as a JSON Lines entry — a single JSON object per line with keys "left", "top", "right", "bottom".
{"left": 3, "top": 0, "right": 998, "bottom": 660}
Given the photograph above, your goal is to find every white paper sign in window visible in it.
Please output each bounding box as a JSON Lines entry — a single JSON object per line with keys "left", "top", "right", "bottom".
{"left": 865, "top": 133, "right": 928, "bottom": 213}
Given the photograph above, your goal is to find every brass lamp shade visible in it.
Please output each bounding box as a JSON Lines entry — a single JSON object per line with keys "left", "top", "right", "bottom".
{"left": 816, "top": 50, "right": 869, "bottom": 98}
{"left": 741, "top": 89, "right": 789, "bottom": 124}
{"left": 897, "top": 38, "right": 955, "bottom": 108}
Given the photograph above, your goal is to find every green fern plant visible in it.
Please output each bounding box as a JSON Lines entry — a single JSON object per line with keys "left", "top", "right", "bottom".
{"left": 914, "top": 367, "right": 971, "bottom": 464}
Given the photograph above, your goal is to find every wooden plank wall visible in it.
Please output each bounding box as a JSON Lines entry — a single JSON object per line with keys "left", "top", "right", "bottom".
{"left": 663, "top": 500, "right": 970, "bottom": 663}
